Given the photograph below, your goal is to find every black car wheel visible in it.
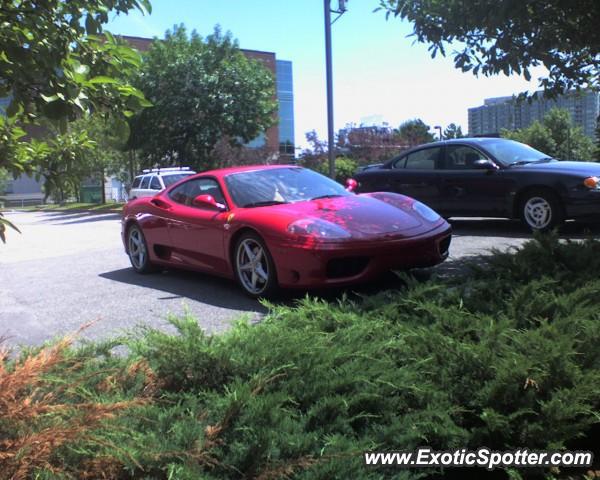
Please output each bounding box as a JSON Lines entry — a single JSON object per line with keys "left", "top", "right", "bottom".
{"left": 520, "top": 190, "right": 564, "bottom": 232}
{"left": 127, "top": 224, "right": 156, "bottom": 273}
{"left": 234, "top": 233, "right": 278, "bottom": 298}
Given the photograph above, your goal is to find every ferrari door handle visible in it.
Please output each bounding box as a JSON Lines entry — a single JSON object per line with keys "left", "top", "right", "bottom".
{"left": 150, "top": 198, "right": 171, "bottom": 210}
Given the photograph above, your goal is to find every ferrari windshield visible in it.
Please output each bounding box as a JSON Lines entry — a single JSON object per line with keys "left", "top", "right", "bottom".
{"left": 225, "top": 167, "right": 350, "bottom": 208}
{"left": 482, "top": 139, "right": 551, "bottom": 166}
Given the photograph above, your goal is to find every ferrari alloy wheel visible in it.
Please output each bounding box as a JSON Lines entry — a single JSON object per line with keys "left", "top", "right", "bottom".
{"left": 127, "top": 225, "right": 155, "bottom": 273}
{"left": 520, "top": 190, "right": 563, "bottom": 232}
{"left": 235, "top": 233, "right": 277, "bottom": 298}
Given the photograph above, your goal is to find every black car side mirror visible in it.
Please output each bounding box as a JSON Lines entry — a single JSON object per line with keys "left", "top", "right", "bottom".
{"left": 473, "top": 159, "right": 499, "bottom": 171}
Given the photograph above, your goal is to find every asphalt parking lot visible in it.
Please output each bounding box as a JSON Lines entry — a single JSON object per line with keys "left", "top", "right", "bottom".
{"left": 1, "top": 210, "right": 598, "bottom": 346}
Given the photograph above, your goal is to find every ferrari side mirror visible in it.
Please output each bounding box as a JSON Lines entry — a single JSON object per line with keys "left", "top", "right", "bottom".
{"left": 345, "top": 178, "right": 358, "bottom": 192}
{"left": 193, "top": 194, "right": 226, "bottom": 211}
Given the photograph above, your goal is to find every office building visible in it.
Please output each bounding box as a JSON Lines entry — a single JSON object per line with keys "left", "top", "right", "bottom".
{"left": 468, "top": 90, "right": 599, "bottom": 138}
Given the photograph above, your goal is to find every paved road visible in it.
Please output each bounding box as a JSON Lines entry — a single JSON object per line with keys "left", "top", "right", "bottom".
{"left": 1, "top": 210, "right": 598, "bottom": 346}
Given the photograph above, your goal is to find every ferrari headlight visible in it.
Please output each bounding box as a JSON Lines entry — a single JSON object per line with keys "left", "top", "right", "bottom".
{"left": 288, "top": 218, "right": 351, "bottom": 239}
{"left": 412, "top": 201, "right": 441, "bottom": 222}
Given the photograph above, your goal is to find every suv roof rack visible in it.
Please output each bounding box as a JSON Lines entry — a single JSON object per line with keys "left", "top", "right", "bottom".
{"left": 141, "top": 167, "right": 192, "bottom": 174}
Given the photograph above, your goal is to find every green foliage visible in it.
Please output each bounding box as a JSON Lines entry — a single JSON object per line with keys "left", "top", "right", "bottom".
{"left": 0, "top": 0, "right": 151, "bottom": 123}
{"left": 443, "top": 123, "right": 464, "bottom": 139}
{"left": 23, "top": 126, "right": 97, "bottom": 203}
{"left": 502, "top": 108, "right": 595, "bottom": 160}
{"left": 0, "top": 168, "right": 9, "bottom": 195}
{"left": 5, "top": 235, "right": 598, "bottom": 478}
{"left": 397, "top": 119, "right": 435, "bottom": 146}
{"left": 305, "top": 156, "right": 359, "bottom": 184}
{"left": 128, "top": 25, "right": 278, "bottom": 171}
{"left": 0, "top": 115, "right": 31, "bottom": 177}
{"left": 378, "top": 0, "right": 600, "bottom": 96}
{"left": 0, "top": 212, "right": 20, "bottom": 243}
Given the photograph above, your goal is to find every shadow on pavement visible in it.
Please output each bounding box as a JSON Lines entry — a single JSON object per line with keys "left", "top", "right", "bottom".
{"left": 449, "top": 218, "right": 600, "bottom": 238}
{"left": 53, "top": 213, "right": 122, "bottom": 225}
{"left": 99, "top": 267, "right": 267, "bottom": 313}
{"left": 18, "top": 210, "right": 122, "bottom": 225}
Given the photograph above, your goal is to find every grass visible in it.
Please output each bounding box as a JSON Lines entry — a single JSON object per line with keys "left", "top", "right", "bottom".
{"left": 0, "top": 233, "right": 598, "bottom": 479}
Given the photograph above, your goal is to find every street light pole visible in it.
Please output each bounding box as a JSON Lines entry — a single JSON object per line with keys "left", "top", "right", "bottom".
{"left": 324, "top": 0, "right": 348, "bottom": 179}
{"left": 324, "top": 0, "right": 335, "bottom": 179}
{"left": 434, "top": 125, "right": 443, "bottom": 141}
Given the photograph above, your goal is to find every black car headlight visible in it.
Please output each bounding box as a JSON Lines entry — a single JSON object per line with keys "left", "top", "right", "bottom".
{"left": 583, "top": 177, "right": 600, "bottom": 190}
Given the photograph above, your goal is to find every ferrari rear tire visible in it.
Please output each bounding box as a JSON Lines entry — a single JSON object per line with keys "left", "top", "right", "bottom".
{"left": 127, "top": 224, "right": 156, "bottom": 273}
{"left": 519, "top": 189, "right": 564, "bottom": 232}
{"left": 234, "top": 233, "right": 278, "bottom": 298}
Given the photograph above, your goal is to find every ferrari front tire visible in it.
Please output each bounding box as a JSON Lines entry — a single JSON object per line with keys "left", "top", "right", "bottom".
{"left": 234, "top": 233, "right": 278, "bottom": 298}
{"left": 127, "top": 224, "right": 156, "bottom": 273}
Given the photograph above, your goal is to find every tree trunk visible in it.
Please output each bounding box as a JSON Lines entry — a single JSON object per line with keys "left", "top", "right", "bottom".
{"left": 100, "top": 167, "right": 106, "bottom": 204}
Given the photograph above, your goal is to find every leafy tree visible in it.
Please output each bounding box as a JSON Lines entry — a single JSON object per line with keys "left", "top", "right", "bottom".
{"left": 129, "top": 25, "right": 278, "bottom": 171}
{"left": 502, "top": 108, "right": 595, "bottom": 160}
{"left": 23, "top": 128, "right": 96, "bottom": 204}
{"left": 0, "top": 0, "right": 152, "bottom": 241}
{"left": 0, "top": 168, "right": 9, "bottom": 195}
{"left": 378, "top": 0, "right": 600, "bottom": 96}
{"left": 0, "top": 116, "right": 30, "bottom": 176}
{"left": 337, "top": 124, "right": 406, "bottom": 164}
{"left": 70, "top": 115, "right": 131, "bottom": 203}
{"left": 443, "top": 123, "right": 464, "bottom": 139}
{"left": 397, "top": 119, "right": 434, "bottom": 146}
{"left": 0, "top": 0, "right": 151, "bottom": 124}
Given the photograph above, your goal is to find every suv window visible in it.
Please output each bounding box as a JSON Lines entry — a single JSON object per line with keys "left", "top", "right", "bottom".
{"left": 445, "top": 145, "right": 489, "bottom": 170}
{"left": 162, "top": 173, "right": 193, "bottom": 187}
{"left": 131, "top": 177, "right": 142, "bottom": 189}
{"left": 169, "top": 178, "right": 226, "bottom": 208}
{"left": 150, "top": 176, "right": 162, "bottom": 190}
{"left": 140, "top": 176, "right": 151, "bottom": 189}
{"left": 405, "top": 147, "right": 442, "bottom": 170}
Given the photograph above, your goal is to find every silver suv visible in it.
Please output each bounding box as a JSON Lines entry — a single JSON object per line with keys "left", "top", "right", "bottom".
{"left": 129, "top": 167, "right": 196, "bottom": 200}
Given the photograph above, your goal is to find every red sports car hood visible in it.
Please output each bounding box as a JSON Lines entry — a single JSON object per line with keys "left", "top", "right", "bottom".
{"left": 258, "top": 194, "right": 427, "bottom": 237}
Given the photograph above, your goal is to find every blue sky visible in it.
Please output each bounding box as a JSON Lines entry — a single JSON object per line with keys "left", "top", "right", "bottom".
{"left": 106, "top": 0, "right": 545, "bottom": 149}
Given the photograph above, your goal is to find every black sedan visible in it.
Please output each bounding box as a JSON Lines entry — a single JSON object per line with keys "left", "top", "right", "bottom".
{"left": 352, "top": 138, "right": 600, "bottom": 231}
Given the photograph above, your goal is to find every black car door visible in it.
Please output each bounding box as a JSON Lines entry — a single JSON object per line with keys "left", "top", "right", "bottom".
{"left": 386, "top": 145, "right": 444, "bottom": 210}
{"left": 438, "top": 144, "right": 510, "bottom": 216}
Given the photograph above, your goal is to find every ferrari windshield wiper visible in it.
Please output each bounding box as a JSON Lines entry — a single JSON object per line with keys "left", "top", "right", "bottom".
{"left": 242, "top": 200, "right": 288, "bottom": 208}
{"left": 310, "top": 194, "right": 344, "bottom": 200}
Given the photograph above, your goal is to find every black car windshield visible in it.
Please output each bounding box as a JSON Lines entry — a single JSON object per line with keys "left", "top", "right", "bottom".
{"left": 225, "top": 167, "right": 350, "bottom": 208}
{"left": 482, "top": 139, "right": 551, "bottom": 166}
{"left": 162, "top": 173, "right": 194, "bottom": 187}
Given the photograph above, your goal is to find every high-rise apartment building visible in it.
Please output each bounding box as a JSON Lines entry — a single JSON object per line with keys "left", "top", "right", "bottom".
{"left": 468, "top": 90, "right": 599, "bottom": 139}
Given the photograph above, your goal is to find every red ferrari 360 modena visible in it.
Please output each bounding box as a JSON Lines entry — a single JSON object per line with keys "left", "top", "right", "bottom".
{"left": 121, "top": 165, "right": 451, "bottom": 297}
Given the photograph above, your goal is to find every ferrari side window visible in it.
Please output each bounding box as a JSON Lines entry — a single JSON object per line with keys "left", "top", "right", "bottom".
{"left": 169, "top": 178, "right": 226, "bottom": 208}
